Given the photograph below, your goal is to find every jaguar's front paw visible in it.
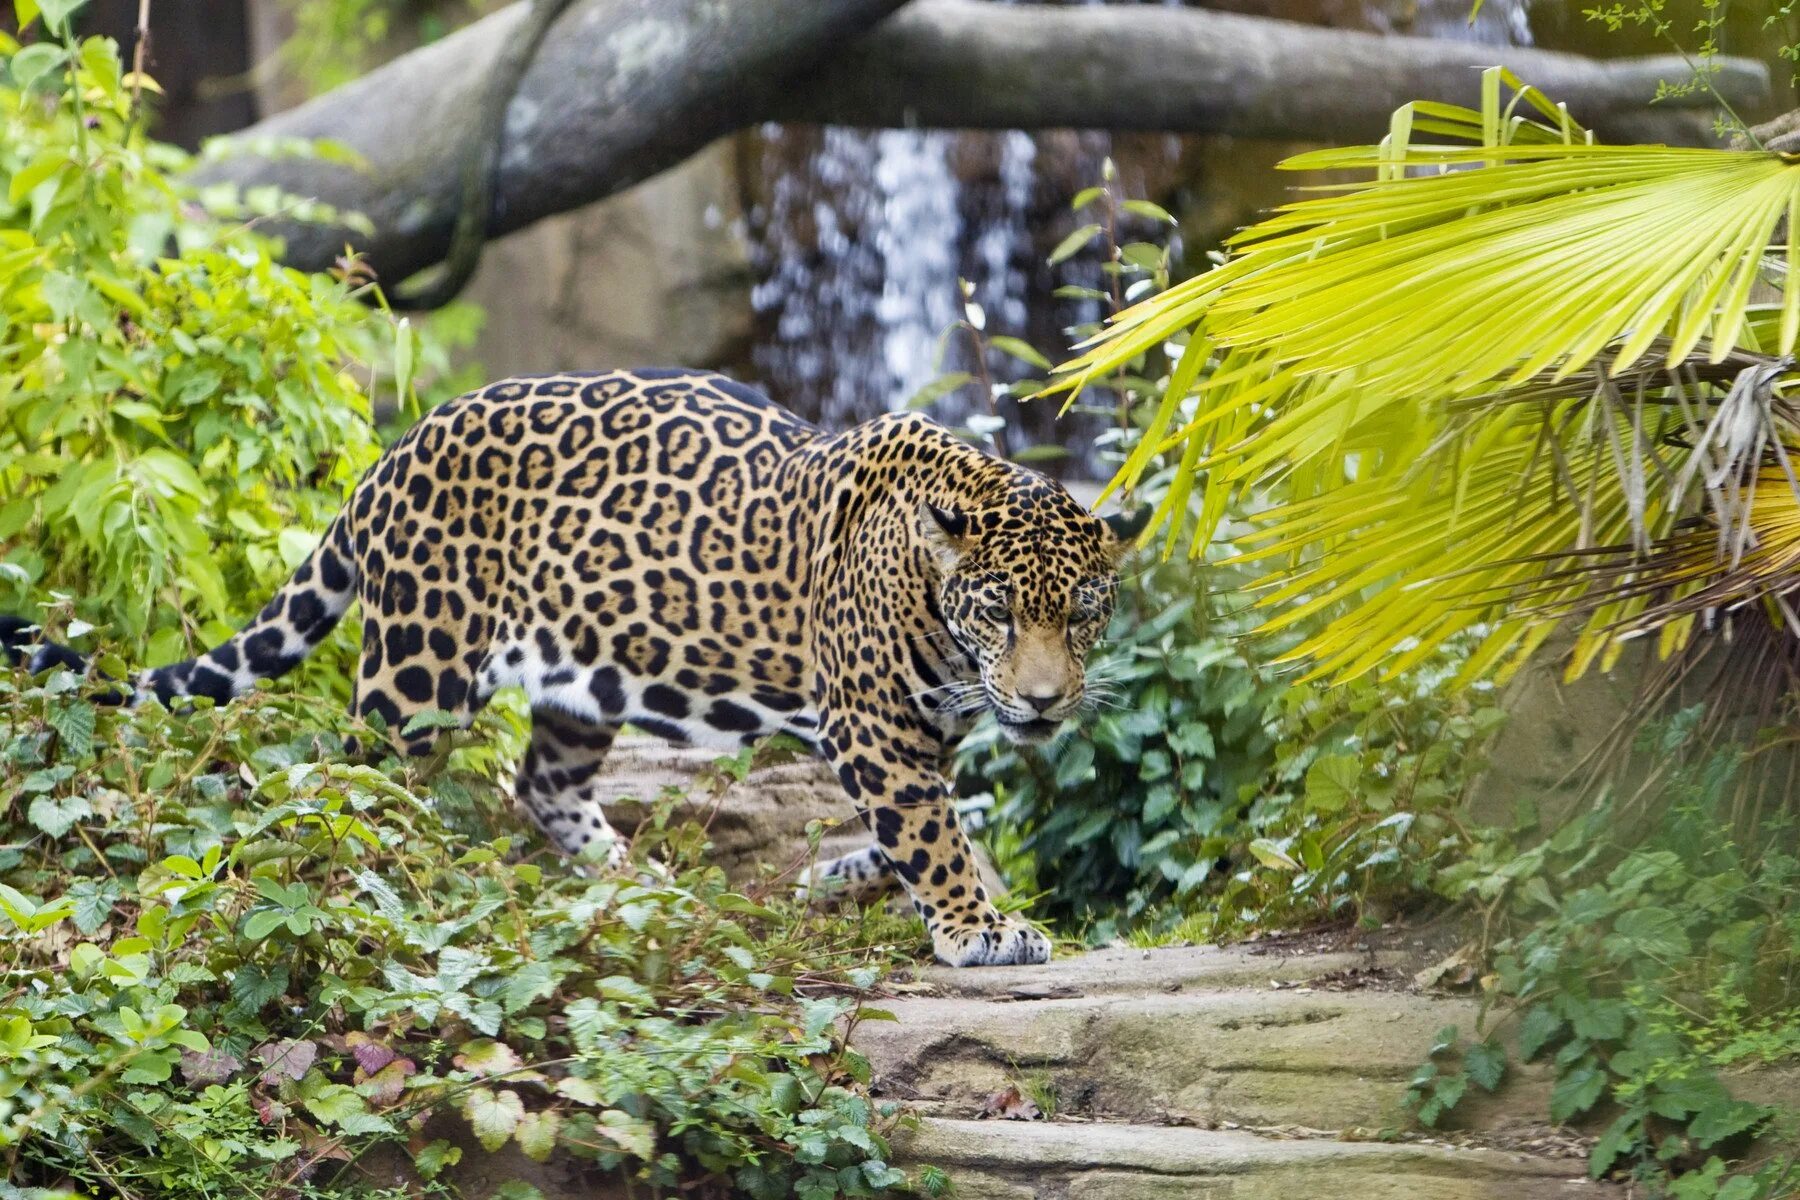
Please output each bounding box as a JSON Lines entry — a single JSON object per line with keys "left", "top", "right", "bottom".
{"left": 931, "top": 917, "right": 1051, "bottom": 967}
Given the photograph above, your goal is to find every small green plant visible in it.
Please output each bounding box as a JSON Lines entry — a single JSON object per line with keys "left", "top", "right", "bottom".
{"left": 1421, "top": 712, "right": 1800, "bottom": 1194}
{"left": 0, "top": 662, "right": 918, "bottom": 1198}
{"left": 1404, "top": 1025, "right": 1506, "bottom": 1127}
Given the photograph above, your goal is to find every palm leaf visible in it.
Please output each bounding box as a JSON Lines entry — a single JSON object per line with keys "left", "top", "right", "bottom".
{"left": 1055, "top": 69, "right": 1800, "bottom": 686}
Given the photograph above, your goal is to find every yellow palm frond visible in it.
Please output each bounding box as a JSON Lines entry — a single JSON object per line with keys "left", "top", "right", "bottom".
{"left": 1052, "top": 69, "right": 1800, "bottom": 686}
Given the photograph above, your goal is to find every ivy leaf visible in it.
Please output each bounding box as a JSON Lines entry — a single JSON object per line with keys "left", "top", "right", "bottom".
{"left": 352, "top": 870, "right": 406, "bottom": 922}
{"left": 400, "top": 708, "right": 463, "bottom": 737}
{"left": 47, "top": 699, "right": 95, "bottom": 758}
{"left": 1687, "top": 1099, "right": 1768, "bottom": 1148}
{"left": 555, "top": 1077, "right": 605, "bottom": 1109}
{"left": 346, "top": 1033, "right": 396, "bottom": 1076}
{"left": 595, "top": 1109, "right": 657, "bottom": 1159}
{"left": 303, "top": 1083, "right": 372, "bottom": 1128}
{"left": 67, "top": 879, "right": 117, "bottom": 933}
{"left": 463, "top": 1087, "right": 524, "bottom": 1151}
{"left": 1588, "top": 1111, "right": 1639, "bottom": 1178}
{"left": 412, "top": 1139, "right": 462, "bottom": 1180}
{"left": 453, "top": 1038, "right": 522, "bottom": 1078}
{"left": 514, "top": 1109, "right": 562, "bottom": 1162}
{"left": 1568, "top": 997, "right": 1627, "bottom": 1042}
{"left": 503, "top": 960, "right": 557, "bottom": 1013}
{"left": 179, "top": 1047, "right": 242, "bottom": 1086}
{"left": 243, "top": 909, "right": 287, "bottom": 941}
{"left": 253, "top": 1038, "right": 315, "bottom": 1085}
{"left": 1550, "top": 1063, "right": 1607, "bottom": 1122}
{"left": 355, "top": 1059, "right": 416, "bottom": 1107}
{"left": 1604, "top": 906, "right": 1691, "bottom": 961}
{"left": 27, "top": 792, "right": 91, "bottom": 837}
{"left": 1303, "top": 754, "right": 1360, "bottom": 813}
{"left": 1517, "top": 1004, "right": 1563, "bottom": 1060}
{"left": 1247, "top": 838, "right": 1300, "bottom": 872}
{"left": 1463, "top": 1042, "right": 1505, "bottom": 1092}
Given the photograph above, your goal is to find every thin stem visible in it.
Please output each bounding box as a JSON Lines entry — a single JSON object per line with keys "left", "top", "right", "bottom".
{"left": 130, "top": 0, "right": 152, "bottom": 118}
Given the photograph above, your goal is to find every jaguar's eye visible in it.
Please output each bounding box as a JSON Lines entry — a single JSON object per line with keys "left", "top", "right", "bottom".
{"left": 981, "top": 603, "right": 1011, "bottom": 625}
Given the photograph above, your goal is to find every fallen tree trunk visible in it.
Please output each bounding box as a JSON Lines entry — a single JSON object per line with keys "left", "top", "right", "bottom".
{"left": 199, "top": 0, "right": 1769, "bottom": 289}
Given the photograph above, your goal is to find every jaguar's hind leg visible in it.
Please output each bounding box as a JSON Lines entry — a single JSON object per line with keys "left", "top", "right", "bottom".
{"left": 516, "top": 707, "right": 625, "bottom": 866}
{"left": 797, "top": 844, "right": 897, "bottom": 902}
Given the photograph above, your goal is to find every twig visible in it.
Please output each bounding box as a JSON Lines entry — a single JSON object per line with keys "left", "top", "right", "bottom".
{"left": 130, "top": 0, "right": 151, "bottom": 114}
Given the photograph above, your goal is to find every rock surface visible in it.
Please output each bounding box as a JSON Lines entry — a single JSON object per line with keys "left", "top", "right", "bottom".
{"left": 852, "top": 943, "right": 1618, "bottom": 1199}
{"left": 856, "top": 943, "right": 1557, "bottom": 1134}
{"left": 594, "top": 734, "right": 868, "bottom": 884}
{"left": 901, "top": 1119, "right": 1610, "bottom": 1200}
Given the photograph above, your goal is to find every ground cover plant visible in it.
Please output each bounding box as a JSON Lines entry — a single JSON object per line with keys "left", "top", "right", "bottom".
{"left": 0, "top": 667, "right": 917, "bottom": 1200}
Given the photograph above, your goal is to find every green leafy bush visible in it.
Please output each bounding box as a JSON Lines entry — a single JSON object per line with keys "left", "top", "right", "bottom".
{"left": 1423, "top": 713, "right": 1800, "bottom": 1195}
{"left": 0, "top": 667, "right": 914, "bottom": 1199}
{"left": 0, "top": 14, "right": 473, "bottom": 671}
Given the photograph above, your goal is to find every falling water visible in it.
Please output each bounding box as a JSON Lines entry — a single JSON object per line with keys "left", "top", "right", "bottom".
{"left": 872, "top": 131, "right": 965, "bottom": 413}
{"left": 744, "top": 0, "right": 1535, "bottom": 461}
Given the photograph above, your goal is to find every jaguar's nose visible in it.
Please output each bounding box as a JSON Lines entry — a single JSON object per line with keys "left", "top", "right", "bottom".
{"left": 1021, "top": 690, "right": 1065, "bottom": 715}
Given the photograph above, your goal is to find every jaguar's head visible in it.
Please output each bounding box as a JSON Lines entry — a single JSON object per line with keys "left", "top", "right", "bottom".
{"left": 919, "top": 490, "right": 1149, "bottom": 743}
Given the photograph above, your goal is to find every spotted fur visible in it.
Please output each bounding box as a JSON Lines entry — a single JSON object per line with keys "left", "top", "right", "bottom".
{"left": 5, "top": 370, "right": 1144, "bottom": 966}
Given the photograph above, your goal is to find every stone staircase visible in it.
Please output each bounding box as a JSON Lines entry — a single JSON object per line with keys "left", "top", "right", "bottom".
{"left": 853, "top": 943, "right": 1614, "bottom": 1199}
{"left": 592, "top": 737, "right": 1620, "bottom": 1198}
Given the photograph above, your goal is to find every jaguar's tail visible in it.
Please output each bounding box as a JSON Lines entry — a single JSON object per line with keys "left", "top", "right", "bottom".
{"left": 2, "top": 513, "right": 359, "bottom": 706}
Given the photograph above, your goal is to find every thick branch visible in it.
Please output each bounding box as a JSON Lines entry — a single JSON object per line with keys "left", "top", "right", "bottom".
{"left": 200, "top": 0, "right": 1769, "bottom": 286}
{"left": 198, "top": 0, "right": 915, "bottom": 283}
{"left": 781, "top": 0, "right": 1769, "bottom": 147}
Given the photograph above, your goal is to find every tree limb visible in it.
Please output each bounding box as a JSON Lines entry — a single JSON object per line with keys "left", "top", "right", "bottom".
{"left": 198, "top": 0, "right": 1770, "bottom": 289}
{"left": 779, "top": 0, "right": 1768, "bottom": 147}
{"left": 198, "top": 0, "right": 916, "bottom": 285}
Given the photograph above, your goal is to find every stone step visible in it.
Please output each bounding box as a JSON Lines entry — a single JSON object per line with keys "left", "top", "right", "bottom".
{"left": 897, "top": 1117, "right": 1616, "bottom": 1200}
{"left": 857, "top": 944, "right": 1551, "bottom": 1133}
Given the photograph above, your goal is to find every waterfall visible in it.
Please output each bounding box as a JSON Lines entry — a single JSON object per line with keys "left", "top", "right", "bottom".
{"left": 744, "top": 0, "right": 1535, "bottom": 458}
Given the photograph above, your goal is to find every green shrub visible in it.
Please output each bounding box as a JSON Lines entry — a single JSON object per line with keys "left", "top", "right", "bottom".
{"left": 1426, "top": 714, "right": 1800, "bottom": 1195}
{"left": 0, "top": 14, "right": 474, "bottom": 674}
{"left": 0, "top": 667, "right": 914, "bottom": 1199}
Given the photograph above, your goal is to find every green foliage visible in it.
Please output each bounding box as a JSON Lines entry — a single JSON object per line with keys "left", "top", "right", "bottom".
{"left": 1051, "top": 72, "right": 1800, "bottom": 694}
{"left": 1405, "top": 1025, "right": 1506, "bottom": 1127}
{"left": 0, "top": 666, "right": 915, "bottom": 1198}
{"left": 0, "top": 19, "right": 475, "bottom": 671}
{"left": 1194, "top": 635, "right": 1503, "bottom": 940}
{"left": 279, "top": 0, "right": 479, "bottom": 95}
{"left": 959, "top": 546, "right": 1280, "bottom": 935}
{"left": 1424, "top": 715, "right": 1800, "bottom": 1193}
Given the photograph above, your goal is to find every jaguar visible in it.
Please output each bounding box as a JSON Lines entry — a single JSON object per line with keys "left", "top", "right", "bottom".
{"left": 1, "top": 369, "right": 1146, "bottom": 966}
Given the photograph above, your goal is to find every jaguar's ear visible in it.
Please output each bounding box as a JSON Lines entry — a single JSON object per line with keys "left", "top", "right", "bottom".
{"left": 1101, "top": 504, "right": 1153, "bottom": 559}
{"left": 918, "top": 502, "right": 971, "bottom": 571}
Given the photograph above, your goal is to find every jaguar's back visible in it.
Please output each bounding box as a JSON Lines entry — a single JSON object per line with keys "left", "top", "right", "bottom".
{"left": 350, "top": 369, "right": 827, "bottom": 752}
